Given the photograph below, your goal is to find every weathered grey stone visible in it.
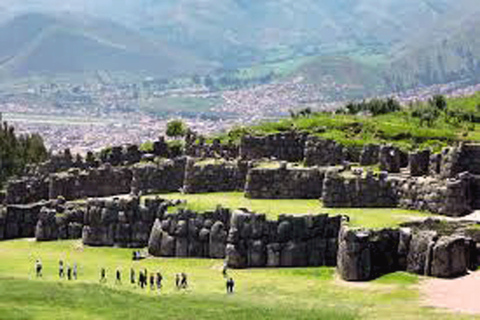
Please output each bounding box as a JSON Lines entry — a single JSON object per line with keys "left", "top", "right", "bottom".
{"left": 209, "top": 221, "right": 227, "bottom": 258}
{"left": 266, "top": 243, "right": 281, "bottom": 267}
{"left": 248, "top": 240, "right": 266, "bottom": 267}
{"left": 337, "top": 227, "right": 372, "bottom": 281}
{"left": 281, "top": 241, "right": 307, "bottom": 267}
{"left": 406, "top": 231, "right": 438, "bottom": 275}
{"left": 226, "top": 244, "right": 247, "bottom": 268}
{"left": 148, "top": 219, "right": 163, "bottom": 256}
{"left": 160, "top": 233, "right": 176, "bottom": 256}
{"left": 430, "top": 236, "right": 468, "bottom": 278}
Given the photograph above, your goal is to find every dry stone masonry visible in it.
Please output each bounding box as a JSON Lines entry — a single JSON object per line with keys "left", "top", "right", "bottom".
{"left": 245, "top": 165, "right": 325, "bottom": 199}
{"left": 225, "top": 210, "right": 343, "bottom": 268}
{"left": 148, "top": 206, "right": 231, "bottom": 258}
{"left": 337, "top": 222, "right": 477, "bottom": 281}
{"left": 183, "top": 159, "right": 249, "bottom": 194}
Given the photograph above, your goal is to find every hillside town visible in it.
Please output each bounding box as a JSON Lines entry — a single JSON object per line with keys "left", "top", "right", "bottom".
{"left": 3, "top": 77, "right": 480, "bottom": 154}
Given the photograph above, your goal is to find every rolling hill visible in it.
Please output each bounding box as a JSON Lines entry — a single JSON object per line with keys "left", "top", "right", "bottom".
{"left": 0, "top": 13, "right": 215, "bottom": 80}
{"left": 386, "top": 9, "right": 480, "bottom": 91}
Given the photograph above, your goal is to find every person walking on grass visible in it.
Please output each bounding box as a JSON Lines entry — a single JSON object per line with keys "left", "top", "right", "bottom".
{"left": 175, "top": 273, "right": 180, "bottom": 289}
{"left": 150, "top": 274, "right": 155, "bottom": 290}
{"left": 73, "top": 262, "right": 77, "bottom": 280}
{"left": 116, "top": 269, "right": 122, "bottom": 285}
{"left": 59, "top": 260, "right": 64, "bottom": 279}
{"left": 180, "top": 273, "right": 188, "bottom": 289}
{"left": 35, "top": 259, "right": 42, "bottom": 278}
{"left": 100, "top": 268, "right": 107, "bottom": 283}
{"left": 67, "top": 264, "right": 72, "bottom": 281}
{"left": 156, "top": 272, "right": 163, "bottom": 291}
{"left": 130, "top": 268, "right": 135, "bottom": 285}
{"left": 226, "top": 278, "right": 235, "bottom": 294}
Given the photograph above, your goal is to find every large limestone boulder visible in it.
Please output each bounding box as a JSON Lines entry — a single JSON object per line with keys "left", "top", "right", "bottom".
{"left": 430, "top": 236, "right": 468, "bottom": 278}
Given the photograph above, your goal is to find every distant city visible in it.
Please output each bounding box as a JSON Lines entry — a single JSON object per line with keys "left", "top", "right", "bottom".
{"left": 3, "top": 77, "right": 480, "bottom": 155}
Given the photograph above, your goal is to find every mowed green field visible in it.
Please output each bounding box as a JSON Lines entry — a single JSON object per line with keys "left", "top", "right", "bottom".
{"left": 153, "top": 192, "right": 435, "bottom": 229}
{"left": 0, "top": 239, "right": 475, "bottom": 320}
{"left": 0, "top": 193, "right": 472, "bottom": 320}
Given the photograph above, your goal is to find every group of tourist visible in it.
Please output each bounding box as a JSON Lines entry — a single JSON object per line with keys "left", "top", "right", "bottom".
{"left": 34, "top": 255, "right": 235, "bottom": 294}
{"left": 35, "top": 259, "right": 78, "bottom": 281}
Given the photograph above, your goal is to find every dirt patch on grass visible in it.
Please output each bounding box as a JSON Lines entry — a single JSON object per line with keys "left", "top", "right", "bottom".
{"left": 421, "top": 271, "right": 480, "bottom": 314}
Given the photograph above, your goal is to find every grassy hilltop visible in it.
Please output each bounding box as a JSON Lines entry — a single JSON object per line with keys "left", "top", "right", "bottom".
{"left": 215, "top": 92, "right": 480, "bottom": 152}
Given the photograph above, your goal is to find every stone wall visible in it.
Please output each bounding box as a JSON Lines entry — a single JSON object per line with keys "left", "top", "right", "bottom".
{"left": 397, "top": 174, "right": 472, "bottom": 216}
{"left": 337, "top": 225, "right": 476, "bottom": 281}
{"left": 35, "top": 203, "right": 85, "bottom": 241}
{"left": 49, "top": 165, "right": 133, "bottom": 201}
{"left": 148, "top": 206, "right": 231, "bottom": 258}
{"left": 183, "top": 159, "right": 249, "bottom": 194}
{"left": 240, "top": 132, "right": 307, "bottom": 162}
{"left": 322, "top": 170, "right": 399, "bottom": 208}
{"left": 5, "top": 176, "right": 49, "bottom": 204}
{"left": 245, "top": 165, "right": 325, "bottom": 199}
{"left": 304, "top": 137, "right": 344, "bottom": 166}
{"left": 440, "top": 144, "right": 480, "bottom": 178}
{"left": 359, "top": 144, "right": 380, "bottom": 166}
{"left": 185, "top": 135, "right": 239, "bottom": 159}
{"left": 226, "top": 210, "right": 342, "bottom": 268}
{"left": 82, "top": 196, "right": 166, "bottom": 248}
{"left": 0, "top": 202, "right": 44, "bottom": 240}
{"left": 379, "top": 145, "right": 402, "bottom": 173}
{"left": 131, "top": 157, "right": 186, "bottom": 195}
{"left": 409, "top": 150, "right": 431, "bottom": 176}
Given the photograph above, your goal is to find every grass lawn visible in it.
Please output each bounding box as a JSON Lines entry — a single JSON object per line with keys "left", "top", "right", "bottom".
{"left": 0, "top": 239, "right": 477, "bottom": 320}
{"left": 151, "top": 192, "right": 435, "bottom": 229}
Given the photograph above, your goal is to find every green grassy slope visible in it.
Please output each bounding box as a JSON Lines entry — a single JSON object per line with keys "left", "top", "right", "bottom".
{"left": 151, "top": 192, "right": 434, "bottom": 229}
{"left": 0, "top": 239, "right": 476, "bottom": 320}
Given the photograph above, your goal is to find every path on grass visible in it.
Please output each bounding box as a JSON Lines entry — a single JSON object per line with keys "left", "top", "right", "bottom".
{"left": 421, "top": 271, "right": 480, "bottom": 314}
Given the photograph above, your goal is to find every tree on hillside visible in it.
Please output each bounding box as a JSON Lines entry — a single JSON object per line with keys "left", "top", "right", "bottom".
{"left": 429, "top": 95, "right": 447, "bottom": 111}
{"left": 166, "top": 120, "right": 188, "bottom": 138}
{"left": 0, "top": 121, "right": 48, "bottom": 186}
